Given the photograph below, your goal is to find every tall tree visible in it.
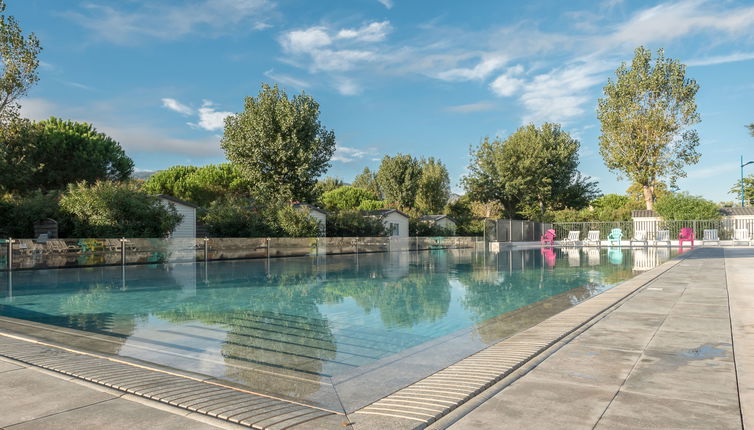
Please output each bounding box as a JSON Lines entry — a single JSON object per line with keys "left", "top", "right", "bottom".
{"left": 376, "top": 154, "right": 422, "bottom": 209}
{"left": 221, "top": 84, "right": 336, "bottom": 202}
{"left": 1, "top": 117, "right": 133, "bottom": 193}
{"left": 352, "top": 166, "right": 380, "bottom": 197}
{"left": 142, "top": 163, "right": 251, "bottom": 207}
{"left": 0, "top": 0, "right": 42, "bottom": 125}
{"left": 312, "top": 176, "right": 343, "bottom": 202}
{"left": 415, "top": 157, "right": 450, "bottom": 214}
{"left": 598, "top": 46, "right": 700, "bottom": 210}
{"left": 730, "top": 175, "right": 754, "bottom": 206}
{"left": 748, "top": 123, "right": 754, "bottom": 137}
{"left": 463, "top": 123, "right": 585, "bottom": 219}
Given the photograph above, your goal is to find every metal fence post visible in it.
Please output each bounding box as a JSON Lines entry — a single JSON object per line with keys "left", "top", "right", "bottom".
{"left": 7, "top": 238, "right": 12, "bottom": 271}
{"left": 204, "top": 237, "right": 209, "bottom": 261}
{"left": 355, "top": 237, "right": 359, "bottom": 255}
{"left": 266, "top": 237, "right": 271, "bottom": 259}
{"left": 120, "top": 237, "right": 126, "bottom": 266}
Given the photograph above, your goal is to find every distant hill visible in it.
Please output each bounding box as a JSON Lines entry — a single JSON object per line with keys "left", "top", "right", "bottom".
{"left": 132, "top": 170, "right": 157, "bottom": 180}
{"left": 448, "top": 193, "right": 462, "bottom": 204}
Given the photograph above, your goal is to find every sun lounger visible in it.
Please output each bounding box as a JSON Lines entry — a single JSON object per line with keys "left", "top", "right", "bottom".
{"left": 629, "top": 230, "right": 648, "bottom": 246}
{"left": 702, "top": 229, "right": 719, "bottom": 246}
{"left": 607, "top": 228, "right": 623, "bottom": 246}
{"left": 583, "top": 230, "right": 600, "bottom": 246}
{"left": 733, "top": 229, "right": 751, "bottom": 246}
{"left": 678, "top": 228, "right": 695, "bottom": 247}
{"left": 654, "top": 230, "right": 671, "bottom": 246}
{"left": 562, "top": 231, "right": 580, "bottom": 246}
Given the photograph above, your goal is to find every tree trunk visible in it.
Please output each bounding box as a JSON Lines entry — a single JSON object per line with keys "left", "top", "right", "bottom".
{"left": 642, "top": 185, "right": 654, "bottom": 210}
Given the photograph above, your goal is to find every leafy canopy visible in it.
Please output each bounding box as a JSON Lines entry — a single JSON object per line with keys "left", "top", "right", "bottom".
{"left": 142, "top": 163, "right": 251, "bottom": 207}
{"left": 351, "top": 167, "right": 380, "bottom": 197}
{"left": 0, "top": 117, "right": 133, "bottom": 194}
{"left": 0, "top": 0, "right": 42, "bottom": 125}
{"left": 463, "top": 123, "right": 591, "bottom": 220}
{"left": 376, "top": 154, "right": 422, "bottom": 209}
{"left": 598, "top": 46, "right": 700, "bottom": 210}
{"left": 320, "top": 186, "right": 379, "bottom": 211}
{"left": 59, "top": 181, "right": 182, "bottom": 238}
{"left": 730, "top": 174, "right": 754, "bottom": 206}
{"left": 654, "top": 192, "right": 720, "bottom": 220}
{"left": 415, "top": 157, "right": 450, "bottom": 214}
{"left": 221, "top": 84, "right": 336, "bottom": 202}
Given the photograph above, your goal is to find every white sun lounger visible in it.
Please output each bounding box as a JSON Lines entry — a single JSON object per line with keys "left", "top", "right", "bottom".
{"left": 583, "top": 230, "right": 600, "bottom": 246}
{"left": 630, "top": 230, "right": 648, "bottom": 246}
{"left": 562, "top": 231, "right": 580, "bottom": 246}
{"left": 702, "top": 229, "right": 719, "bottom": 246}
{"left": 733, "top": 229, "right": 751, "bottom": 246}
{"left": 653, "top": 230, "right": 671, "bottom": 246}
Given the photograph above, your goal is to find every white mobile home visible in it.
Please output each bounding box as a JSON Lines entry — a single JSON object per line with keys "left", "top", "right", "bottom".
{"left": 364, "top": 209, "right": 409, "bottom": 238}
{"left": 418, "top": 215, "right": 457, "bottom": 234}
{"left": 158, "top": 195, "right": 197, "bottom": 238}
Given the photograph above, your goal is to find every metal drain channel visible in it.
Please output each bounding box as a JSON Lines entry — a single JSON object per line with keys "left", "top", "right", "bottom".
{"left": 0, "top": 334, "right": 340, "bottom": 429}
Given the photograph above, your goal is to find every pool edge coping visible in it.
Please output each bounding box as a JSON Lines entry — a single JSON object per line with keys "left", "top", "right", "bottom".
{"left": 347, "top": 248, "right": 697, "bottom": 429}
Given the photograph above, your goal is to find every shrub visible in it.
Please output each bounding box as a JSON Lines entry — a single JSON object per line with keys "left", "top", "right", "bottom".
{"left": 202, "top": 198, "right": 273, "bottom": 237}
{"left": 326, "top": 211, "right": 386, "bottom": 236}
{"left": 60, "top": 181, "right": 182, "bottom": 237}
{"left": 655, "top": 192, "right": 720, "bottom": 220}
{"left": 409, "top": 219, "right": 455, "bottom": 236}
{"left": 320, "top": 186, "right": 378, "bottom": 211}
{"left": 275, "top": 206, "right": 322, "bottom": 237}
{"left": 0, "top": 191, "right": 67, "bottom": 238}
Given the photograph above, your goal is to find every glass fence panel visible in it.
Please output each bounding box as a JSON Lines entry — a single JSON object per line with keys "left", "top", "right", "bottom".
{"left": 357, "top": 236, "right": 390, "bottom": 253}
{"left": 208, "top": 238, "right": 268, "bottom": 260}
{"left": 320, "top": 237, "right": 357, "bottom": 255}
{"left": 269, "top": 237, "right": 317, "bottom": 258}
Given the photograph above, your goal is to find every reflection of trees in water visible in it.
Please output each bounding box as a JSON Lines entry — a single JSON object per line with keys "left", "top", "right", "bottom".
{"left": 157, "top": 273, "right": 336, "bottom": 399}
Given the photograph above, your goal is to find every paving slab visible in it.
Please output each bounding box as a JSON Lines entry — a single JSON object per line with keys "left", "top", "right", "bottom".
{"left": 0, "top": 367, "right": 116, "bottom": 428}
{"left": 447, "top": 247, "right": 745, "bottom": 430}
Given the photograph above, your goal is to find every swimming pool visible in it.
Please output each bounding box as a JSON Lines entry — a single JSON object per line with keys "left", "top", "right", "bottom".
{"left": 0, "top": 247, "right": 676, "bottom": 412}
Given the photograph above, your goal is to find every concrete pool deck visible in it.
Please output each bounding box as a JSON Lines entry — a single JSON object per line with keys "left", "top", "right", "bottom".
{"left": 442, "top": 247, "right": 752, "bottom": 430}
{"left": 1, "top": 246, "right": 752, "bottom": 429}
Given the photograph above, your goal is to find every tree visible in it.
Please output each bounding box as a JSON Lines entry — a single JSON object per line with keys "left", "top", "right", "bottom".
{"left": 654, "top": 192, "right": 720, "bottom": 220}
{"left": 352, "top": 167, "right": 380, "bottom": 197}
{"left": 0, "top": 0, "right": 42, "bottom": 125}
{"left": 221, "top": 84, "right": 336, "bottom": 202}
{"left": 312, "top": 176, "right": 343, "bottom": 202}
{"left": 626, "top": 181, "right": 670, "bottom": 204}
{"left": 325, "top": 211, "right": 386, "bottom": 236}
{"left": 463, "top": 123, "right": 584, "bottom": 220}
{"left": 320, "top": 186, "right": 379, "bottom": 211}
{"left": 142, "top": 163, "right": 251, "bottom": 207}
{"left": 591, "top": 194, "right": 641, "bottom": 221}
{"left": 275, "top": 206, "right": 321, "bottom": 237}
{"left": 59, "top": 181, "right": 182, "bottom": 237}
{"left": 415, "top": 157, "right": 450, "bottom": 214}
{"left": 730, "top": 174, "right": 754, "bottom": 206}
{"left": 1, "top": 118, "right": 134, "bottom": 193}
{"left": 748, "top": 123, "right": 754, "bottom": 137}
{"left": 376, "top": 154, "right": 422, "bottom": 209}
{"left": 202, "top": 197, "right": 273, "bottom": 237}
{"left": 598, "top": 46, "right": 701, "bottom": 211}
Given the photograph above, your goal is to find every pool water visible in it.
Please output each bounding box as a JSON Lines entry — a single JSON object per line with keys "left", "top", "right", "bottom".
{"left": 0, "top": 247, "right": 676, "bottom": 411}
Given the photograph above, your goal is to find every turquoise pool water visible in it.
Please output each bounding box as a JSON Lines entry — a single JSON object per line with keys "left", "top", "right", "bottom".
{"left": 0, "top": 247, "right": 677, "bottom": 410}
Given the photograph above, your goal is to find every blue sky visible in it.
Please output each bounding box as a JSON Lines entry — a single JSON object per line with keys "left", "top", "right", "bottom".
{"left": 13, "top": 0, "right": 754, "bottom": 202}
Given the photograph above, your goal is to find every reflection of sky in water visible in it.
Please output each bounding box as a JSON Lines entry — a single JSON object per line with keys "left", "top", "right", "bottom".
{"left": 0, "top": 248, "right": 677, "bottom": 381}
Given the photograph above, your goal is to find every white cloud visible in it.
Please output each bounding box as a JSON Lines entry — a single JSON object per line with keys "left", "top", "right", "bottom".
{"left": 334, "top": 79, "right": 361, "bottom": 96}
{"left": 445, "top": 101, "right": 497, "bottom": 113}
{"left": 518, "top": 59, "right": 613, "bottom": 124}
{"left": 376, "top": 0, "right": 393, "bottom": 9}
{"left": 686, "top": 51, "right": 754, "bottom": 67}
{"left": 604, "top": 0, "right": 754, "bottom": 49}
{"left": 19, "top": 98, "right": 58, "bottom": 120}
{"left": 436, "top": 55, "right": 508, "bottom": 82}
{"left": 161, "top": 98, "right": 194, "bottom": 115}
{"left": 280, "top": 26, "right": 331, "bottom": 54}
{"left": 336, "top": 21, "right": 392, "bottom": 43}
{"left": 263, "top": 69, "right": 311, "bottom": 88}
{"left": 66, "top": 0, "right": 275, "bottom": 44}
{"left": 489, "top": 65, "right": 525, "bottom": 97}
{"left": 332, "top": 145, "right": 377, "bottom": 162}
{"left": 311, "top": 49, "right": 377, "bottom": 72}
{"left": 188, "top": 101, "right": 233, "bottom": 132}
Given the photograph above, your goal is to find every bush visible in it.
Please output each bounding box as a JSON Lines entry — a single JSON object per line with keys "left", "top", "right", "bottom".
{"left": 275, "top": 206, "right": 322, "bottom": 237}
{"left": 655, "top": 192, "right": 720, "bottom": 220}
{"left": 0, "top": 191, "right": 68, "bottom": 238}
{"left": 326, "top": 211, "right": 386, "bottom": 236}
{"left": 320, "top": 186, "right": 378, "bottom": 211}
{"left": 409, "top": 219, "right": 455, "bottom": 236}
{"left": 202, "top": 198, "right": 273, "bottom": 237}
{"left": 60, "top": 181, "right": 182, "bottom": 237}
